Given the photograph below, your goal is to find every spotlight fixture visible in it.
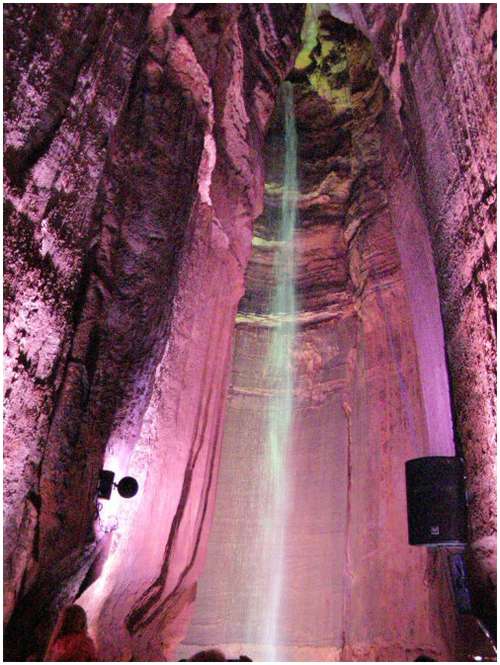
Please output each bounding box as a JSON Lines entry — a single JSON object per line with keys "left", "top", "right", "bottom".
{"left": 116, "top": 475, "right": 139, "bottom": 498}
{"left": 98, "top": 470, "right": 139, "bottom": 500}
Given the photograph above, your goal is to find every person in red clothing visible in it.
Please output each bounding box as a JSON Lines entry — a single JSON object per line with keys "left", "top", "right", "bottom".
{"left": 44, "top": 604, "right": 97, "bottom": 662}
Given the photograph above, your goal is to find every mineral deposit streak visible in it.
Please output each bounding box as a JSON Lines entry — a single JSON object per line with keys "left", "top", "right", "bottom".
{"left": 253, "top": 80, "right": 298, "bottom": 661}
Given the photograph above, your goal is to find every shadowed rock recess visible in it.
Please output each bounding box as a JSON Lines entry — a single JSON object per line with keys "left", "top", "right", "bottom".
{"left": 3, "top": 3, "right": 496, "bottom": 662}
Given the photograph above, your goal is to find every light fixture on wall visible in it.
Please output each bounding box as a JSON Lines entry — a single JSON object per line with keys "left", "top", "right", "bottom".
{"left": 98, "top": 470, "right": 139, "bottom": 500}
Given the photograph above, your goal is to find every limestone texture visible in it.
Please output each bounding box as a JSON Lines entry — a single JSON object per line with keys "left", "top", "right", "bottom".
{"left": 3, "top": 3, "right": 496, "bottom": 662}
{"left": 4, "top": 4, "right": 304, "bottom": 660}
{"left": 181, "top": 11, "right": 458, "bottom": 661}
{"left": 348, "top": 2, "right": 497, "bottom": 629}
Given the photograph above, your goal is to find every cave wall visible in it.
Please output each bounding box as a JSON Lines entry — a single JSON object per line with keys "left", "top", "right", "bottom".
{"left": 181, "top": 12, "right": 458, "bottom": 661}
{"left": 4, "top": 4, "right": 150, "bottom": 625}
{"left": 4, "top": 4, "right": 305, "bottom": 660}
{"left": 347, "top": 2, "right": 497, "bottom": 624}
{"left": 3, "top": 3, "right": 496, "bottom": 661}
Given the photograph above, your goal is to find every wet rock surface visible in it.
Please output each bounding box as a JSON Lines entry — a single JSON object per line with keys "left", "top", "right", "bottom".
{"left": 4, "top": 5, "right": 151, "bottom": 657}
{"left": 4, "top": 4, "right": 304, "bottom": 660}
{"left": 181, "top": 12, "right": 457, "bottom": 661}
{"left": 4, "top": 3, "right": 495, "bottom": 661}
{"left": 349, "top": 2, "right": 497, "bottom": 628}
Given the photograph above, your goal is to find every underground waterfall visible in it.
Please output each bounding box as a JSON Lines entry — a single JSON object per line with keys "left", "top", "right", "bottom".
{"left": 253, "top": 80, "right": 298, "bottom": 660}
{"left": 178, "top": 79, "right": 303, "bottom": 662}
{"left": 5, "top": 5, "right": 496, "bottom": 662}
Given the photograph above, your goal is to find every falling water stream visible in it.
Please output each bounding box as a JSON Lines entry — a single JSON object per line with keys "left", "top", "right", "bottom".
{"left": 248, "top": 80, "right": 298, "bottom": 661}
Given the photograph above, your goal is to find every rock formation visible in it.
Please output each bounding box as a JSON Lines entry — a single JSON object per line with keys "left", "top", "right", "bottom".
{"left": 4, "top": 4, "right": 305, "bottom": 660}
{"left": 180, "top": 9, "right": 459, "bottom": 661}
{"left": 3, "top": 3, "right": 496, "bottom": 662}
{"left": 348, "top": 2, "right": 497, "bottom": 631}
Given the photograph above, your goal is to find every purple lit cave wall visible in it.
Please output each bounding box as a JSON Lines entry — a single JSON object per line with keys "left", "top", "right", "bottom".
{"left": 3, "top": 4, "right": 496, "bottom": 662}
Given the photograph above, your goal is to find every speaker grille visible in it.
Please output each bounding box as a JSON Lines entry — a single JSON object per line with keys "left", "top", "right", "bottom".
{"left": 405, "top": 456, "right": 467, "bottom": 546}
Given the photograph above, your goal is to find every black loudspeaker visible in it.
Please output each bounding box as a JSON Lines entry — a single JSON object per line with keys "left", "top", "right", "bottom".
{"left": 405, "top": 456, "right": 467, "bottom": 546}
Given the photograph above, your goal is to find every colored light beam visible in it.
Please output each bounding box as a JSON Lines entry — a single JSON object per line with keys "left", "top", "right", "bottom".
{"left": 248, "top": 80, "right": 298, "bottom": 661}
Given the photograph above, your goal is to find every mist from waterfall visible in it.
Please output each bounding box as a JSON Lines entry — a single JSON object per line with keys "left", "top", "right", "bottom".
{"left": 246, "top": 80, "right": 298, "bottom": 661}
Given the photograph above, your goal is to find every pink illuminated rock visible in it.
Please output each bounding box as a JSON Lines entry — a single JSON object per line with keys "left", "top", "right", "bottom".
{"left": 4, "top": 3, "right": 151, "bottom": 646}
{"left": 181, "top": 14, "right": 458, "bottom": 661}
{"left": 349, "top": 2, "right": 497, "bottom": 627}
{"left": 4, "top": 3, "right": 495, "bottom": 662}
{"left": 4, "top": 4, "right": 304, "bottom": 661}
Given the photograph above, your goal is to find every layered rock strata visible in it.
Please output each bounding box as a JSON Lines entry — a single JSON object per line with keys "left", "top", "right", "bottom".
{"left": 3, "top": 3, "right": 496, "bottom": 661}
{"left": 348, "top": 2, "right": 497, "bottom": 629}
{"left": 181, "top": 10, "right": 457, "bottom": 661}
{"left": 4, "top": 3, "right": 151, "bottom": 650}
{"left": 4, "top": 4, "right": 304, "bottom": 660}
